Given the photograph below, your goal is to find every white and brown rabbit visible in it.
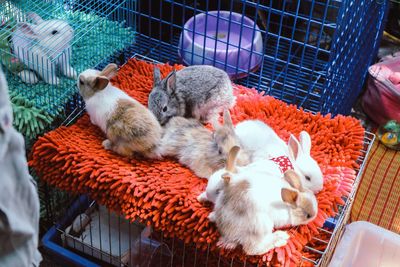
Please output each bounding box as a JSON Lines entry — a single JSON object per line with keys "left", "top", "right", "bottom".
{"left": 235, "top": 120, "right": 324, "bottom": 193}
{"left": 12, "top": 12, "right": 76, "bottom": 85}
{"left": 157, "top": 110, "right": 250, "bottom": 179}
{"left": 78, "top": 64, "right": 162, "bottom": 158}
{"left": 148, "top": 65, "right": 235, "bottom": 125}
{"left": 208, "top": 146, "right": 318, "bottom": 255}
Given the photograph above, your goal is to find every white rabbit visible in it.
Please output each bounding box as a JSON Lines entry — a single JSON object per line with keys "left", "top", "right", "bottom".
{"left": 208, "top": 147, "right": 318, "bottom": 255}
{"left": 12, "top": 12, "right": 77, "bottom": 85}
{"left": 235, "top": 120, "right": 323, "bottom": 193}
{"left": 197, "top": 146, "right": 243, "bottom": 203}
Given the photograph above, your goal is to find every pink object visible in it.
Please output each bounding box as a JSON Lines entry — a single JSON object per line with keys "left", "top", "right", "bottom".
{"left": 388, "top": 72, "right": 400, "bottom": 85}
{"left": 362, "top": 56, "right": 400, "bottom": 125}
{"left": 178, "top": 11, "right": 263, "bottom": 79}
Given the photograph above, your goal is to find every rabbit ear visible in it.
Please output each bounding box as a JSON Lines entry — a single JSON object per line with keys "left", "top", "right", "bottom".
{"left": 283, "top": 170, "right": 304, "bottom": 191}
{"left": 281, "top": 188, "right": 299, "bottom": 205}
{"left": 18, "top": 22, "right": 37, "bottom": 38}
{"left": 27, "top": 12, "right": 44, "bottom": 24}
{"left": 91, "top": 76, "right": 109, "bottom": 91}
{"left": 223, "top": 110, "right": 233, "bottom": 129}
{"left": 288, "top": 134, "right": 302, "bottom": 161}
{"left": 100, "top": 63, "right": 118, "bottom": 79}
{"left": 226, "top": 145, "right": 240, "bottom": 173}
{"left": 153, "top": 67, "right": 161, "bottom": 85}
{"left": 211, "top": 117, "right": 221, "bottom": 130}
{"left": 299, "top": 131, "right": 311, "bottom": 155}
{"left": 166, "top": 70, "right": 176, "bottom": 94}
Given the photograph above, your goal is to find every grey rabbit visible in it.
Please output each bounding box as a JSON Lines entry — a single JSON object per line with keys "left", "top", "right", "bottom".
{"left": 148, "top": 65, "right": 236, "bottom": 125}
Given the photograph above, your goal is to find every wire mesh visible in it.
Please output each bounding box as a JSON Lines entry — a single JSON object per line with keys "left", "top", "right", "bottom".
{"left": 33, "top": 0, "right": 383, "bottom": 266}
{"left": 1, "top": 0, "right": 132, "bottom": 101}
{"left": 109, "top": 0, "right": 389, "bottom": 116}
{"left": 0, "top": 0, "right": 135, "bottom": 145}
{"left": 41, "top": 131, "right": 375, "bottom": 267}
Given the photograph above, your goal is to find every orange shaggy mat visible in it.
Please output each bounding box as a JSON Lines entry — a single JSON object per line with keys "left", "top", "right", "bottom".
{"left": 30, "top": 59, "right": 365, "bottom": 266}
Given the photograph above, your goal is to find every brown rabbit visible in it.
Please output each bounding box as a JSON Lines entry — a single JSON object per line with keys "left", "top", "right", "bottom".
{"left": 77, "top": 64, "right": 162, "bottom": 158}
{"left": 157, "top": 110, "right": 250, "bottom": 179}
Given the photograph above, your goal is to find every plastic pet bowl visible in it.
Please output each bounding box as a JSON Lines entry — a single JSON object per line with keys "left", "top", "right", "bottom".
{"left": 178, "top": 11, "right": 263, "bottom": 79}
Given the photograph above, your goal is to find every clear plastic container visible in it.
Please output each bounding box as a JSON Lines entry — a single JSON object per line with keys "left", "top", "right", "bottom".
{"left": 329, "top": 221, "right": 400, "bottom": 267}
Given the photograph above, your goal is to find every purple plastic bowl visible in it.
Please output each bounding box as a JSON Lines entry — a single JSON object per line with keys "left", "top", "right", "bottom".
{"left": 178, "top": 11, "right": 263, "bottom": 79}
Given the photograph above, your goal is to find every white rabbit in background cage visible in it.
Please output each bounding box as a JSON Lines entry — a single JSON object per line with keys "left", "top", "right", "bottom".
{"left": 11, "top": 12, "right": 77, "bottom": 85}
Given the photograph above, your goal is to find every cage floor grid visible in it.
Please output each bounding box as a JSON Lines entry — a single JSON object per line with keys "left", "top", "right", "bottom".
{"left": 30, "top": 59, "right": 368, "bottom": 266}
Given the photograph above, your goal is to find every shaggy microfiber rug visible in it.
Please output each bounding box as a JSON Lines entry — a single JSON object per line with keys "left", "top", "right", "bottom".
{"left": 0, "top": 0, "right": 134, "bottom": 144}
{"left": 29, "top": 59, "right": 365, "bottom": 266}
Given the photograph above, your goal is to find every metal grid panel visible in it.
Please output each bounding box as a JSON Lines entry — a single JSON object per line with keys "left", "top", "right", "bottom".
{"left": 43, "top": 131, "right": 375, "bottom": 267}
{"left": 117, "top": 0, "right": 388, "bottom": 116}
{"left": 322, "top": 0, "right": 389, "bottom": 115}
{"left": 0, "top": 0, "right": 134, "bottom": 114}
{"left": 35, "top": 0, "right": 383, "bottom": 265}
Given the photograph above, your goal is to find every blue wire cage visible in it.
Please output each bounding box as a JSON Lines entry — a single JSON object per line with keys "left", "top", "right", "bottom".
{"left": 20, "top": 1, "right": 383, "bottom": 266}
{"left": 0, "top": 0, "right": 135, "bottom": 145}
{"left": 115, "top": 0, "right": 388, "bottom": 116}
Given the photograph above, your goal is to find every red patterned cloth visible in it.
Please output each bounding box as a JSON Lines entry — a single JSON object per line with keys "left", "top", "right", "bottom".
{"left": 270, "top": 156, "right": 294, "bottom": 173}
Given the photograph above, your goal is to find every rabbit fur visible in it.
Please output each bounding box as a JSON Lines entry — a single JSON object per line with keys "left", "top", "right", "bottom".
{"left": 157, "top": 110, "right": 250, "bottom": 179}
{"left": 78, "top": 64, "right": 162, "bottom": 159}
{"left": 12, "top": 12, "right": 77, "bottom": 85}
{"left": 148, "top": 65, "right": 235, "bottom": 125}
{"left": 235, "top": 120, "right": 323, "bottom": 193}
{"left": 208, "top": 146, "right": 318, "bottom": 255}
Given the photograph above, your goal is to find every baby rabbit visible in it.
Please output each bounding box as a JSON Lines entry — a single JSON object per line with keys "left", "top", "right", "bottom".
{"left": 148, "top": 65, "right": 235, "bottom": 125}
{"left": 78, "top": 63, "right": 162, "bottom": 158}
{"left": 235, "top": 120, "right": 323, "bottom": 193}
{"left": 270, "top": 170, "right": 318, "bottom": 228}
{"left": 208, "top": 147, "right": 318, "bottom": 255}
{"left": 157, "top": 110, "right": 250, "bottom": 179}
{"left": 12, "top": 12, "right": 77, "bottom": 85}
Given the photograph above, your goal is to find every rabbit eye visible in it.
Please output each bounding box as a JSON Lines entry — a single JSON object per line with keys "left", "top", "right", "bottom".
{"left": 216, "top": 189, "right": 221, "bottom": 195}
{"left": 305, "top": 176, "right": 311, "bottom": 181}
{"left": 79, "top": 79, "right": 84, "bottom": 85}
{"left": 51, "top": 30, "right": 58, "bottom": 35}
{"left": 162, "top": 106, "right": 167, "bottom": 112}
{"left": 306, "top": 214, "right": 311, "bottom": 219}
{"left": 218, "top": 148, "right": 223, "bottom": 155}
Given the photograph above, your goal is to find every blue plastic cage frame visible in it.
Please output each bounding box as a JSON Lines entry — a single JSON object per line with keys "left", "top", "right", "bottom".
{"left": 41, "top": 195, "right": 172, "bottom": 267}
{"left": 105, "top": 0, "right": 389, "bottom": 116}
{"left": 41, "top": 194, "right": 340, "bottom": 266}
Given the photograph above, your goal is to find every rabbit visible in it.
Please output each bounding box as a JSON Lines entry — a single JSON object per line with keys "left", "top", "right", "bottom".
{"left": 208, "top": 146, "right": 318, "bottom": 255}
{"left": 78, "top": 63, "right": 162, "bottom": 159}
{"left": 197, "top": 146, "right": 242, "bottom": 203}
{"left": 157, "top": 110, "right": 250, "bottom": 179}
{"left": 235, "top": 120, "right": 324, "bottom": 193}
{"left": 11, "top": 12, "right": 77, "bottom": 85}
{"left": 148, "top": 65, "right": 236, "bottom": 125}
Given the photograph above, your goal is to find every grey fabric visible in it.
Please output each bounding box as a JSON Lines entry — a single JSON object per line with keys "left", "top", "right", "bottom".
{"left": 0, "top": 66, "right": 42, "bottom": 267}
